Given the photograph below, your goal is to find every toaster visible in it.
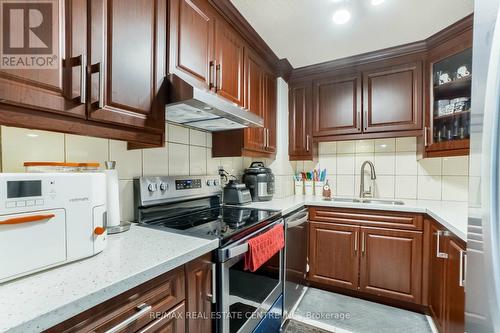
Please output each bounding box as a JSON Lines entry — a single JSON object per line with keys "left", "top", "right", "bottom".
{"left": 0, "top": 173, "right": 107, "bottom": 283}
{"left": 223, "top": 180, "right": 252, "bottom": 205}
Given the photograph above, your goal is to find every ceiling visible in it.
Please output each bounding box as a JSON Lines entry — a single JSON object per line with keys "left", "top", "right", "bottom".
{"left": 230, "top": 0, "right": 474, "bottom": 68}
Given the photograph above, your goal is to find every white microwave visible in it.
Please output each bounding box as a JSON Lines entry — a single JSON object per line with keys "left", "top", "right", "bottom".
{"left": 0, "top": 173, "right": 107, "bottom": 283}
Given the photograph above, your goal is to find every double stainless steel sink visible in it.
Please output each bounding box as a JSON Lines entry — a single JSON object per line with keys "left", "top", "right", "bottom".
{"left": 322, "top": 197, "right": 405, "bottom": 205}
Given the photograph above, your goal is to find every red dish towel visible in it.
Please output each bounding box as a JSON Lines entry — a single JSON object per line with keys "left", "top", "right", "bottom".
{"left": 244, "top": 224, "right": 284, "bottom": 272}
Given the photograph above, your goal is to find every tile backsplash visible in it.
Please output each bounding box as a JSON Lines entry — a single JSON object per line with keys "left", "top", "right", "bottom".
{"left": 0, "top": 124, "right": 276, "bottom": 221}
{"left": 295, "top": 137, "right": 470, "bottom": 202}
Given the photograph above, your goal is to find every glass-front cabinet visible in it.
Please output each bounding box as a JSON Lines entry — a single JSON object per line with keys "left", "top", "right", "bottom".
{"left": 423, "top": 29, "right": 473, "bottom": 158}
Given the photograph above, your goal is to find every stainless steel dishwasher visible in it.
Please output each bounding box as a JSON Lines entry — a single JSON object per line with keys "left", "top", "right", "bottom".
{"left": 282, "top": 207, "right": 309, "bottom": 323}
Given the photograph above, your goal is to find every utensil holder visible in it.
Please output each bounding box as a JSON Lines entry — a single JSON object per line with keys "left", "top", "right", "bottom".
{"left": 304, "top": 180, "right": 314, "bottom": 195}
{"left": 294, "top": 180, "right": 304, "bottom": 195}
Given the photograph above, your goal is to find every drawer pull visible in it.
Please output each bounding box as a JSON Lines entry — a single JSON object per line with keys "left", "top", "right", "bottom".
{"left": 354, "top": 231, "right": 358, "bottom": 253}
{"left": 436, "top": 230, "right": 450, "bottom": 258}
{"left": 361, "top": 232, "right": 366, "bottom": 254}
{"left": 459, "top": 250, "right": 467, "bottom": 287}
{"left": 0, "top": 214, "right": 55, "bottom": 225}
{"left": 104, "top": 303, "right": 152, "bottom": 333}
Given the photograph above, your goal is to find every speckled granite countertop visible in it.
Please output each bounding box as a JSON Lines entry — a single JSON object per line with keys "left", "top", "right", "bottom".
{"left": 246, "top": 195, "right": 468, "bottom": 241}
{"left": 0, "top": 225, "right": 219, "bottom": 333}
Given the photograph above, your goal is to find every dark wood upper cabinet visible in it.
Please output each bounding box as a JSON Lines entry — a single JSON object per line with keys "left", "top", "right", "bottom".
{"left": 359, "top": 227, "right": 422, "bottom": 304}
{"left": 422, "top": 25, "right": 473, "bottom": 158}
{"left": 243, "top": 48, "right": 265, "bottom": 153}
{"left": 363, "top": 61, "right": 423, "bottom": 133}
{"left": 88, "top": 0, "right": 166, "bottom": 132}
{"left": 214, "top": 20, "right": 244, "bottom": 105}
{"left": 313, "top": 74, "right": 362, "bottom": 136}
{"left": 309, "top": 222, "right": 360, "bottom": 290}
{"left": 0, "top": 0, "right": 87, "bottom": 118}
{"left": 168, "top": 0, "right": 215, "bottom": 89}
{"left": 289, "top": 81, "right": 315, "bottom": 160}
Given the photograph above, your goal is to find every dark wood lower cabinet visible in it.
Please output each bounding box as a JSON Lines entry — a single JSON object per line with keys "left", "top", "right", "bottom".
{"left": 427, "top": 218, "right": 465, "bottom": 333}
{"left": 309, "top": 222, "right": 359, "bottom": 290}
{"left": 186, "top": 254, "right": 213, "bottom": 333}
{"left": 45, "top": 255, "right": 214, "bottom": 333}
{"left": 359, "top": 227, "right": 422, "bottom": 304}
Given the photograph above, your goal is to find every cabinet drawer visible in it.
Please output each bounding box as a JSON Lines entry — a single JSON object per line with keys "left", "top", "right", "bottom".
{"left": 45, "top": 267, "right": 185, "bottom": 333}
{"left": 309, "top": 207, "right": 423, "bottom": 231}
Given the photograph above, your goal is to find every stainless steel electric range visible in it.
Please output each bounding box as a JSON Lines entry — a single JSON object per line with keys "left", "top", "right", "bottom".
{"left": 134, "top": 176, "right": 284, "bottom": 333}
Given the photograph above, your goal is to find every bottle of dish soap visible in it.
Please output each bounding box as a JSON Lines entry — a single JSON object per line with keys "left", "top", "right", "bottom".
{"left": 322, "top": 179, "right": 332, "bottom": 199}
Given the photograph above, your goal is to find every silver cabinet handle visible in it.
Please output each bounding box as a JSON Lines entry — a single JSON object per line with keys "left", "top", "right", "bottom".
{"left": 137, "top": 302, "right": 183, "bottom": 333}
{"left": 263, "top": 128, "right": 267, "bottom": 149}
{"left": 436, "top": 230, "right": 450, "bottom": 258}
{"left": 98, "top": 61, "right": 105, "bottom": 108}
{"left": 267, "top": 129, "right": 270, "bottom": 149}
{"left": 459, "top": 250, "right": 467, "bottom": 287}
{"left": 306, "top": 135, "right": 310, "bottom": 152}
{"left": 104, "top": 303, "right": 152, "bottom": 333}
{"left": 209, "top": 61, "right": 215, "bottom": 90}
{"left": 79, "top": 54, "right": 87, "bottom": 104}
{"left": 207, "top": 263, "right": 217, "bottom": 304}
{"left": 361, "top": 232, "right": 365, "bottom": 254}
{"left": 354, "top": 231, "right": 358, "bottom": 253}
{"left": 357, "top": 110, "right": 361, "bottom": 131}
{"left": 424, "top": 127, "right": 429, "bottom": 147}
{"left": 216, "top": 64, "right": 221, "bottom": 91}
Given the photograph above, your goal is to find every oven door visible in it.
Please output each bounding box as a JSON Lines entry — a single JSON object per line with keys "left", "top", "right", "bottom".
{"left": 217, "top": 219, "right": 284, "bottom": 333}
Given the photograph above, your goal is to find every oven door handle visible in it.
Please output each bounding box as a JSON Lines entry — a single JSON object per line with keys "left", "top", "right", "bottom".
{"left": 223, "top": 219, "right": 284, "bottom": 261}
{"left": 226, "top": 243, "right": 249, "bottom": 259}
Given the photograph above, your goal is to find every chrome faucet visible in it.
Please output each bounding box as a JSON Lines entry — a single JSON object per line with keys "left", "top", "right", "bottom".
{"left": 359, "top": 161, "right": 377, "bottom": 198}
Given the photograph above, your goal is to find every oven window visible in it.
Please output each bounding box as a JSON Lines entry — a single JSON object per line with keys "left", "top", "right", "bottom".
{"left": 228, "top": 252, "right": 281, "bottom": 333}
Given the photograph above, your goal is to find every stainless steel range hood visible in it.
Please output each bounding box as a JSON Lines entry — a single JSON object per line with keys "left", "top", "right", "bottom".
{"left": 166, "top": 74, "right": 263, "bottom": 131}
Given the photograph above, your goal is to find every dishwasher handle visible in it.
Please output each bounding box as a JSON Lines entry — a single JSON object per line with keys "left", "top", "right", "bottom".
{"left": 286, "top": 211, "right": 308, "bottom": 228}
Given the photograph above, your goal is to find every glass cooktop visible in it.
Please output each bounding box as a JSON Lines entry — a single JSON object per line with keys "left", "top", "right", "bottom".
{"left": 144, "top": 205, "right": 281, "bottom": 246}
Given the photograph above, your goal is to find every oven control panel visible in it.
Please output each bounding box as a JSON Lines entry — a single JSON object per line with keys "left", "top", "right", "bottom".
{"left": 135, "top": 176, "right": 220, "bottom": 207}
{"left": 175, "top": 179, "right": 202, "bottom": 190}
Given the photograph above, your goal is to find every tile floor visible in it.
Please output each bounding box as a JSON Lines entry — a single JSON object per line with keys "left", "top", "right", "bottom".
{"left": 284, "top": 288, "right": 435, "bottom": 333}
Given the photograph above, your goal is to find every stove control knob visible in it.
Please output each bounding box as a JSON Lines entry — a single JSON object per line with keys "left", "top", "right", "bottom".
{"left": 159, "top": 183, "right": 167, "bottom": 191}
{"left": 148, "top": 183, "right": 157, "bottom": 192}
{"left": 213, "top": 179, "right": 218, "bottom": 186}
{"left": 206, "top": 180, "right": 212, "bottom": 186}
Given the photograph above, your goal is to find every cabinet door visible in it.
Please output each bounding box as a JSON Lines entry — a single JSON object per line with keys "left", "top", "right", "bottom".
{"left": 428, "top": 222, "right": 447, "bottom": 332}
{"left": 359, "top": 227, "right": 422, "bottom": 303}
{"left": 289, "top": 82, "right": 313, "bottom": 159}
{"left": 0, "top": 0, "right": 86, "bottom": 118}
{"left": 264, "top": 73, "right": 277, "bottom": 153}
{"left": 169, "top": 0, "right": 215, "bottom": 89}
{"left": 244, "top": 49, "right": 265, "bottom": 152}
{"left": 139, "top": 302, "right": 186, "bottom": 333}
{"left": 309, "top": 222, "right": 360, "bottom": 290}
{"left": 363, "top": 61, "right": 422, "bottom": 133}
{"left": 88, "top": 0, "right": 166, "bottom": 131}
{"left": 313, "top": 74, "right": 362, "bottom": 136}
{"left": 186, "top": 254, "right": 213, "bottom": 333}
{"left": 214, "top": 20, "right": 244, "bottom": 105}
{"left": 444, "top": 238, "right": 465, "bottom": 333}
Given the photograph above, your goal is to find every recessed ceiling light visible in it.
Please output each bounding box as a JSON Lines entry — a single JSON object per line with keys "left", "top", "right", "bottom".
{"left": 26, "top": 133, "right": 39, "bottom": 138}
{"left": 332, "top": 9, "right": 351, "bottom": 25}
{"left": 371, "top": 0, "right": 385, "bottom": 6}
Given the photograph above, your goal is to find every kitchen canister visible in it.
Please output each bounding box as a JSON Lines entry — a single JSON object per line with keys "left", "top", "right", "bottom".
{"left": 104, "top": 161, "right": 130, "bottom": 234}
{"left": 304, "top": 180, "right": 314, "bottom": 195}
{"left": 294, "top": 180, "right": 304, "bottom": 195}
